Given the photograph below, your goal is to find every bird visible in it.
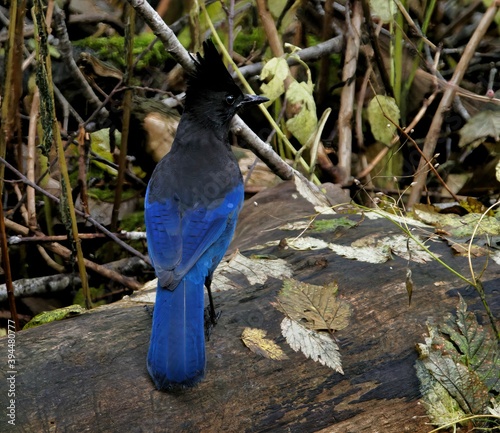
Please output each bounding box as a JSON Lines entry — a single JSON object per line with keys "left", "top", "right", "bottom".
{"left": 144, "top": 39, "right": 268, "bottom": 391}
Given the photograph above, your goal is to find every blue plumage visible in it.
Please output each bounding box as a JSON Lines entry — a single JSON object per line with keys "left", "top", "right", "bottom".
{"left": 145, "top": 40, "right": 267, "bottom": 390}
{"left": 145, "top": 185, "right": 243, "bottom": 388}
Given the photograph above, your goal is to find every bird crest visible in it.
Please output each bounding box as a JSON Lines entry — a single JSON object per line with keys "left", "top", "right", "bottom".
{"left": 188, "top": 40, "right": 240, "bottom": 94}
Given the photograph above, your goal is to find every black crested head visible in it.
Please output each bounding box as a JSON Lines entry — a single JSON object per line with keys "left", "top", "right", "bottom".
{"left": 183, "top": 40, "right": 268, "bottom": 133}
{"left": 188, "top": 39, "right": 240, "bottom": 95}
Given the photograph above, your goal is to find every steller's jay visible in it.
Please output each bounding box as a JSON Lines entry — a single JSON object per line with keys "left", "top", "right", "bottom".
{"left": 145, "top": 40, "right": 268, "bottom": 390}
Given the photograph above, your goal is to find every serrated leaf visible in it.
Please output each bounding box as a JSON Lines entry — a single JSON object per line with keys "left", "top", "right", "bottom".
{"left": 351, "top": 233, "right": 435, "bottom": 263}
{"left": 441, "top": 295, "right": 500, "bottom": 393}
{"left": 415, "top": 360, "right": 466, "bottom": 426}
{"left": 241, "top": 327, "right": 288, "bottom": 360}
{"left": 488, "top": 396, "right": 500, "bottom": 416}
{"left": 275, "top": 279, "right": 351, "bottom": 332}
{"left": 213, "top": 252, "right": 293, "bottom": 290}
{"left": 281, "top": 317, "right": 343, "bottom": 373}
{"left": 414, "top": 204, "right": 500, "bottom": 237}
{"left": 23, "top": 305, "right": 86, "bottom": 329}
{"left": 420, "top": 350, "right": 489, "bottom": 414}
{"left": 367, "top": 95, "right": 400, "bottom": 145}
{"left": 416, "top": 296, "right": 500, "bottom": 422}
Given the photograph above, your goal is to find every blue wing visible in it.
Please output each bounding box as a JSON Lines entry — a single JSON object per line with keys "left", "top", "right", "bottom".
{"left": 145, "top": 184, "right": 244, "bottom": 290}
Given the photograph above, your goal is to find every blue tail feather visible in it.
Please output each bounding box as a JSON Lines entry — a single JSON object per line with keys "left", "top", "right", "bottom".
{"left": 147, "top": 272, "right": 206, "bottom": 390}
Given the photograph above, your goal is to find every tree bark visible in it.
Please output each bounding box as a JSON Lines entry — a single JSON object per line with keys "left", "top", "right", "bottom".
{"left": 2, "top": 181, "right": 499, "bottom": 432}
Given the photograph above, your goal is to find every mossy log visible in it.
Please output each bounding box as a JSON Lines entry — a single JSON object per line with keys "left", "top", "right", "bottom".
{"left": 2, "top": 179, "right": 499, "bottom": 433}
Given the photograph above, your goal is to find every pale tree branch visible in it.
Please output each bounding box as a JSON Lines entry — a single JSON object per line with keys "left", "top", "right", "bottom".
{"left": 337, "top": 0, "right": 362, "bottom": 184}
{"left": 125, "top": 0, "right": 294, "bottom": 181}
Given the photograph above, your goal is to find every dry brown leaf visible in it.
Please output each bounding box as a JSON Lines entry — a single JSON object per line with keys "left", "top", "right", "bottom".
{"left": 274, "top": 279, "right": 351, "bottom": 332}
{"left": 241, "top": 327, "right": 288, "bottom": 361}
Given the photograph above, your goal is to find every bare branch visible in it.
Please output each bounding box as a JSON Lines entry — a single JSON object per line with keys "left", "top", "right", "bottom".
{"left": 125, "top": 0, "right": 294, "bottom": 181}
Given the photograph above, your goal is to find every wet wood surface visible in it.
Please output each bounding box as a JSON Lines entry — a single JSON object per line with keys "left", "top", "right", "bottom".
{"left": 3, "top": 179, "right": 499, "bottom": 433}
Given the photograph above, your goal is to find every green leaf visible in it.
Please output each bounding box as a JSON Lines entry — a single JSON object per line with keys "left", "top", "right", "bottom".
{"left": 90, "top": 129, "right": 118, "bottom": 176}
{"left": 285, "top": 79, "right": 318, "bottom": 145}
{"left": 458, "top": 110, "right": 500, "bottom": 149}
{"left": 310, "top": 217, "right": 358, "bottom": 233}
{"left": 416, "top": 296, "right": 500, "bottom": 425}
{"left": 441, "top": 296, "right": 500, "bottom": 393}
{"left": 260, "top": 57, "right": 289, "bottom": 104}
{"left": 413, "top": 204, "right": 500, "bottom": 237}
{"left": 415, "top": 360, "right": 466, "bottom": 426}
{"left": 419, "top": 349, "right": 489, "bottom": 414}
{"left": 369, "top": 0, "right": 397, "bottom": 23}
{"left": 367, "top": 95, "right": 400, "bottom": 145}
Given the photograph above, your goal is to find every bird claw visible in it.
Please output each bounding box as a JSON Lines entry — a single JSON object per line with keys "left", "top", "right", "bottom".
{"left": 204, "top": 308, "right": 222, "bottom": 341}
{"left": 144, "top": 305, "right": 154, "bottom": 317}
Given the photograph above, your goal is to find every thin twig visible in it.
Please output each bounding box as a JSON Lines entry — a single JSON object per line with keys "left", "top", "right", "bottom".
{"left": 337, "top": 0, "right": 362, "bottom": 184}
{"left": 26, "top": 88, "right": 39, "bottom": 229}
{"left": 0, "top": 198, "right": 19, "bottom": 330}
{"left": 255, "top": 0, "right": 284, "bottom": 57}
{"left": 52, "top": 4, "right": 106, "bottom": 113}
{"left": 407, "top": 1, "right": 500, "bottom": 207}
{"left": 125, "top": 0, "right": 294, "bottom": 181}
{"left": 237, "top": 35, "right": 344, "bottom": 78}
{"left": 4, "top": 217, "right": 143, "bottom": 291}
{"left": 360, "top": 0, "right": 394, "bottom": 97}
{"left": 34, "top": 0, "right": 92, "bottom": 308}
{"left": 467, "top": 200, "right": 500, "bottom": 341}
{"left": 111, "top": 4, "right": 135, "bottom": 231}
{"left": 357, "top": 88, "right": 439, "bottom": 179}
{"left": 0, "top": 156, "right": 150, "bottom": 264}
{"left": 9, "top": 231, "right": 146, "bottom": 244}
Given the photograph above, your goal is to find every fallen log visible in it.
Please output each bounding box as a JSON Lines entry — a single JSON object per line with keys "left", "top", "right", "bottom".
{"left": 3, "top": 179, "right": 499, "bottom": 432}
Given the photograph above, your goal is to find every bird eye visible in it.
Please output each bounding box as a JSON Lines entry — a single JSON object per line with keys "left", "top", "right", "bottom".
{"left": 225, "top": 95, "right": 236, "bottom": 106}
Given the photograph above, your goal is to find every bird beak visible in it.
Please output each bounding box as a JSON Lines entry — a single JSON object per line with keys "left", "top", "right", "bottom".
{"left": 239, "top": 94, "right": 269, "bottom": 108}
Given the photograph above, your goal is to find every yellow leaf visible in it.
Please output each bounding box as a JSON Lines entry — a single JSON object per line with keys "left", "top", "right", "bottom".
{"left": 90, "top": 129, "right": 118, "bottom": 176}
{"left": 285, "top": 80, "right": 317, "bottom": 145}
{"left": 241, "top": 327, "right": 288, "bottom": 360}
{"left": 369, "top": 0, "right": 396, "bottom": 23}
{"left": 260, "top": 57, "right": 289, "bottom": 104}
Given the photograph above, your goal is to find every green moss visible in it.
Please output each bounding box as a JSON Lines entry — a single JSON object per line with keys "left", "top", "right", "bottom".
{"left": 234, "top": 28, "right": 266, "bottom": 56}
{"left": 311, "top": 217, "right": 357, "bottom": 233}
{"left": 23, "top": 305, "right": 86, "bottom": 329}
{"left": 87, "top": 186, "right": 137, "bottom": 202}
{"left": 120, "top": 209, "right": 146, "bottom": 232}
{"left": 73, "top": 34, "right": 171, "bottom": 70}
{"left": 73, "top": 286, "right": 107, "bottom": 307}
